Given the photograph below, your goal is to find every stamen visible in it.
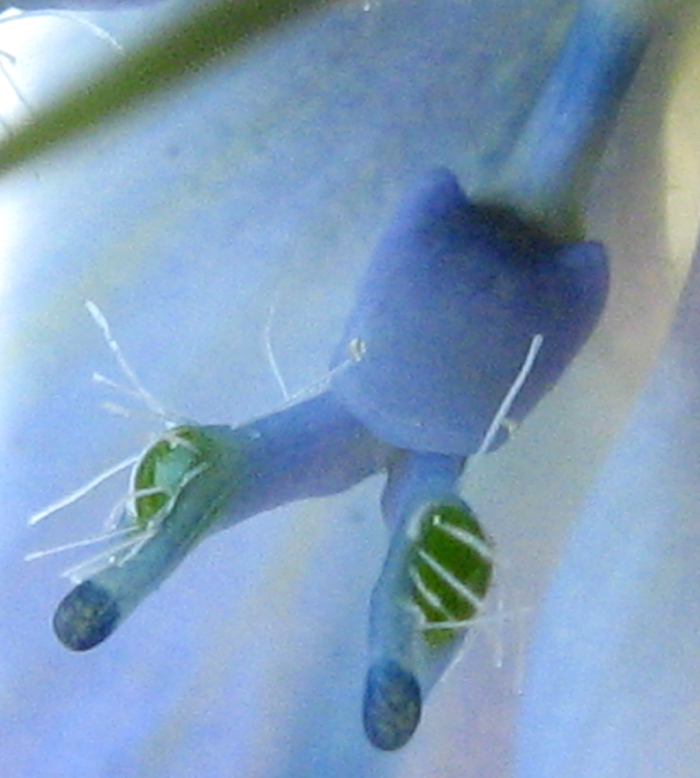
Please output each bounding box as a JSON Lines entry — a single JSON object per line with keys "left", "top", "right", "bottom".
{"left": 263, "top": 289, "right": 290, "bottom": 401}
{"left": 86, "top": 300, "right": 168, "bottom": 418}
{"left": 28, "top": 454, "right": 139, "bottom": 525}
{"left": 61, "top": 531, "right": 154, "bottom": 584}
{"left": 24, "top": 524, "right": 136, "bottom": 562}
{"left": 463, "top": 333, "right": 544, "bottom": 487}
{"left": 477, "top": 333, "right": 543, "bottom": 458}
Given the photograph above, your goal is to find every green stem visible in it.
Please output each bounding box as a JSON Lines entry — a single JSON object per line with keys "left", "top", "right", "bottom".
{"left": 0, "top": 0, "right": 332, "bottom": 173}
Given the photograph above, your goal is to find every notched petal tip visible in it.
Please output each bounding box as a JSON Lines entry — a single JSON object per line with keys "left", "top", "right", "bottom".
{"left": 53, "top": 580, "right": 120, "bottom": 651}
{"left": 363, "top": 659, "right": 422, "bottom": 751}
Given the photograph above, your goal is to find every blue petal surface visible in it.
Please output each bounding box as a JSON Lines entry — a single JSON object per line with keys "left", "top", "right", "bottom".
{"left": 517, "top": 215, "right": 700, "bottom": 778}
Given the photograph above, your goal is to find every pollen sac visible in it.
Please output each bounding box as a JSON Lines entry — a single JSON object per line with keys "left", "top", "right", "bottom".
{"left": 408, "top": 501, "right": 493, "bottom": 647}
{"left": 363, "top": 659, "right": 421, "bottom": 751}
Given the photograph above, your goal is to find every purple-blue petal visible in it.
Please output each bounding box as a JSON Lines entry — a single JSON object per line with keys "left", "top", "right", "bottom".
{"left": 331, "top": 168, "right": 609, "bottom": 454}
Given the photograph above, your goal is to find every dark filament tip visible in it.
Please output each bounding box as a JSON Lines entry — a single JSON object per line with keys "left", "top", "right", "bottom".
{"left": 53, "top": 580, "right": 120, "bottom": 651}
{"left": 363, "top": 659, "right": 422, "bottom": 751}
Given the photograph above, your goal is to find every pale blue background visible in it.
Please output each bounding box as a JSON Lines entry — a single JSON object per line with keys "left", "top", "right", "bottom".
{"left": 1, "top": 1, "right": 699, "bottom": 776}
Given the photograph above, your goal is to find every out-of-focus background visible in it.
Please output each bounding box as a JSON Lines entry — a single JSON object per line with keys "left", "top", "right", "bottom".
{"left": 1, "top": 1, "right": 699, "bottom": 776}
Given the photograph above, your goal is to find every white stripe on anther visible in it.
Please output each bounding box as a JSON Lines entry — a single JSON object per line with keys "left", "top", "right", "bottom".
{"left": 434, "top": 519, "right": 494, "bottom": 562}
{"left": 416, "top": 549, "right": 483, "bottom": 611}
{"left": 408, "top": 566, "right": 456, "bottom": 619}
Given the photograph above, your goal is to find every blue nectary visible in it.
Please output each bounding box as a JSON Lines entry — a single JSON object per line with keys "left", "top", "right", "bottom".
{"left": 330, "top": 168, "right": 609, "bottom": 455}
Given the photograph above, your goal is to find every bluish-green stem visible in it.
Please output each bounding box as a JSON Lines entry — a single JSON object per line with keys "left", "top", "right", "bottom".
{"left": 478, "top": 0, "right": 660, "bottom": 240}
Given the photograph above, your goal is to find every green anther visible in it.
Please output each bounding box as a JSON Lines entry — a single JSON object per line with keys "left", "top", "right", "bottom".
{"left": 131, "top": 426, "right": 212, "bottom": 528}
{"left": 408, "top": 503, "right": 493, "bottom": 648}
